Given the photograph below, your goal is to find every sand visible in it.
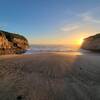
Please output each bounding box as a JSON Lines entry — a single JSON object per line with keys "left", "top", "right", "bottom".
{"left": 0, "top": 52, "right": 100, "bottom": 100}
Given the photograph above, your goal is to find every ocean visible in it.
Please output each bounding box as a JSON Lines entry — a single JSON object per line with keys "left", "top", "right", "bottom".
{"left": 25, "top": 45, "right": 82, "bottom": 54}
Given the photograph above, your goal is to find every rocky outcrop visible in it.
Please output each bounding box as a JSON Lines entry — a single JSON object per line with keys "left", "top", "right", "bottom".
{"left": 0, "top": 30, "right": 29, "bottom": 55}
{"left": 81, "top": 33, "right": 100, "bottom": 51}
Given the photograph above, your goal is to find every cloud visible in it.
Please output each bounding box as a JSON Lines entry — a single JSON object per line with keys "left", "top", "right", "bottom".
{"left": 60, "top": 24, "right": 79, "bottom": 32}
{"left": 81, "top": 13, "right": 92, "bottom": 21}
{"left": 79, "top": 10, "right": 100, "bottom": 24}
{"left": 0, "top": 25, "right": 7, "bottom": 29}
{"left": 83, "top": 15, "right": 100, "bottom": 24}
{"left": 58, "top": 7, "right": 100, "bottom": 34}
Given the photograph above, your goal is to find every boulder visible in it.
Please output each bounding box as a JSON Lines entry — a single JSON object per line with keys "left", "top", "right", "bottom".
{"left": 81, "top": 33, "right": 100, "bottom": 52}
{"left": 0, "top": 30, "right": 29, "bottom": 55}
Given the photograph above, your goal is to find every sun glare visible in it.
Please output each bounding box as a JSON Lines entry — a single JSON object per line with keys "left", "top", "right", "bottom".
{"left": 79, "top": 39, "right": 84, "bottom": 45}
{"left": 74, "top": 38, "right": 84, "bottom": 46}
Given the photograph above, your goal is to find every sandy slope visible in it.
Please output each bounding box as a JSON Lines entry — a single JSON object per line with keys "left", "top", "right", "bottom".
{"left": 0, "top": 52, "right": 100, "bottom": 100}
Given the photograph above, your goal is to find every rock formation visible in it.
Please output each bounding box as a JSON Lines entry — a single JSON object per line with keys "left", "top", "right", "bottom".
{"left": 0, "top": 30, "right": 29, "bottom": 55}
{"left": 81, "top": 33, "right": 100, "bottom": 51}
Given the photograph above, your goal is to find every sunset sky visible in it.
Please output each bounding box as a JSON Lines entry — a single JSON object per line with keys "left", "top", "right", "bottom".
{"left": 0, "top": 0, "right": 100, "bottom": 45}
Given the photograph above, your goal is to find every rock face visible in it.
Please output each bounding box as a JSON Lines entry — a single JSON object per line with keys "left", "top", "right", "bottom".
{"left": 0, "top": 30, "right": 29, "bottom": 55}
{"left": 81, "top": 33, "right": 100, "bottom": 51}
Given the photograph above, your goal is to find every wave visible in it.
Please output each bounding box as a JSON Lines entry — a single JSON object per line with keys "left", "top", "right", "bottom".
{"left": 25, "top": 45, "right": 80, "bottom": 54}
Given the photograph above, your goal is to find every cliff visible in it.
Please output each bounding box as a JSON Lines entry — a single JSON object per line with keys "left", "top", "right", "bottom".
{"left": 81, "top": 33, "right": 100, "bottom": 51}
{"left": 0, "top": 30, "right": 29, "bottom": 55}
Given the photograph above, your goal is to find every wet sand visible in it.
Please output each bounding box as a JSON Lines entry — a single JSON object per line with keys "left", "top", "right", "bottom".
{"left": 0, "top": 52, "right": 100, "bottom": 100}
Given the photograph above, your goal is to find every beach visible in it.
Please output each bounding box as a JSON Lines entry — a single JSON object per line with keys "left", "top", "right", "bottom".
{"left": 0, "top": 52, "right": 100, "bottom": 100}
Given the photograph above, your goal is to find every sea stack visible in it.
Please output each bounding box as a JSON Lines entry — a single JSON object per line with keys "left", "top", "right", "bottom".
{"left": 81, "top": 33, "right": 100, "bottom": 52}
{"left": 0, "top": 30, "right": 29, "bottom": 55}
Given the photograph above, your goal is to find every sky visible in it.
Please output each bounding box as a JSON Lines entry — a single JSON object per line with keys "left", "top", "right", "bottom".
{"left": 0, "top": 0, "right": 100, "bottom": 45}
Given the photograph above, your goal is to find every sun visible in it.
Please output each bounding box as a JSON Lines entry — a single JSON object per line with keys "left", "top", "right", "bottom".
{"left": 75, "top": 38, "right": 84, "bottom": 45}
{"left": 79, "top": 38, "right": 84, "bottom": 44}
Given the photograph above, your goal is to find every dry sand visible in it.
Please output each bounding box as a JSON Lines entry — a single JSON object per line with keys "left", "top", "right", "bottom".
{"left": 0, "top": 52, "right": 100, "bottom": 100}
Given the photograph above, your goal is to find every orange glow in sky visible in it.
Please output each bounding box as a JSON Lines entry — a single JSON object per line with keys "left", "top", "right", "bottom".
{"left": 71, "top": 38, "right": 84, "bottom": 45}
{"left": 29, "top": 31, "right": 93, "bottom": 46}
{"left": 30, "top": 37, "right": 84, "bottom": 46}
